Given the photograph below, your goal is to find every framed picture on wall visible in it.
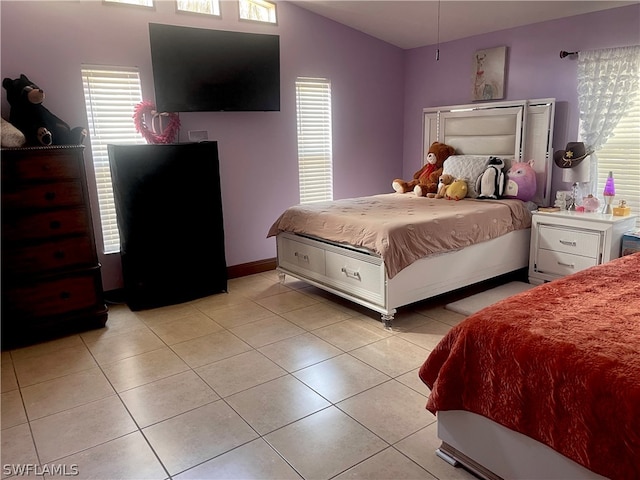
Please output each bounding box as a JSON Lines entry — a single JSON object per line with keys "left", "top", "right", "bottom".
{"left": 472, "top": 46, "right": 507, "bottom": 101}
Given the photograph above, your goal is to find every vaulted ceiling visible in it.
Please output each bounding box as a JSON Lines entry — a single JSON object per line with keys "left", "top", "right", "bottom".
{"left": 290, "top": 1, "right": 638, "bottom": 49}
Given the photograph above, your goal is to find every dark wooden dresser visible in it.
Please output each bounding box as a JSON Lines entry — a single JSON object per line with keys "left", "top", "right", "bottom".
{"left": 2, "top": 145, "right": 107, "bottom": 348}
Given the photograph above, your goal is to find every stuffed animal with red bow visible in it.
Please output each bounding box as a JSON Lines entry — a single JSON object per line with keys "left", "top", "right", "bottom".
{"left": 392, "top": 141, "right": 456, "bottom": 196}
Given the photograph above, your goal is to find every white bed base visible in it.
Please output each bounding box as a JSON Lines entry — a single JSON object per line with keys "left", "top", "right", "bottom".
{"left": 276, "top": 228, "right": 530, "bottom": 328}
{"left": 275, "top": 98, "right": 554, "bottom": 327}
{"left": 436, "top": 410, "right": 606, "bottom": 480}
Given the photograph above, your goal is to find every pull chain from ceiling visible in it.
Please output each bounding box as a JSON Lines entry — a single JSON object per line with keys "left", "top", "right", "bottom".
{"left": 436, "top": 0, "right": 441, "bottom": 61}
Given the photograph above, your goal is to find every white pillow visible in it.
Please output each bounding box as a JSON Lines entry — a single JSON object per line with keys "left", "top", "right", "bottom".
{"left": 442, "top": 155, "right": 490, "bottom": 198}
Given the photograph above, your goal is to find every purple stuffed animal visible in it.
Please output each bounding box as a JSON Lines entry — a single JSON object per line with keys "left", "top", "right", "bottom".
{"left": 504, "top": 159, "right": 537, "bottom": 202}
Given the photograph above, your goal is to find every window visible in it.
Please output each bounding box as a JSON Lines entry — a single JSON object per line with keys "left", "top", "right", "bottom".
{"left": 295, "top": 77, "right": 332, "bottom": 204}
{"left": 176, "top": 0, "right": 220, "bottom": 16}
{"left": 81, "top": 66, "right": 145, "bottom": 254}
{"left": 103, "top": 0, "right": 153, "bottom": 7}
{"left": 239, "top": 0, "right": 276, "bottom": 23}
{"left": 596, "top": 87, "right": 640, "bottom": 227}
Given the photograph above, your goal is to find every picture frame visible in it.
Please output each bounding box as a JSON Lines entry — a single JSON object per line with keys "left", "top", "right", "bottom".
{"left": 472, "top": 46, "right": 507, "bottom": 101}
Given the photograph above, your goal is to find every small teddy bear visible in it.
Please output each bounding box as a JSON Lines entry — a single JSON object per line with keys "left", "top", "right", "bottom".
{"left": 427, "top": 173, "right": 454, "bottom": 199}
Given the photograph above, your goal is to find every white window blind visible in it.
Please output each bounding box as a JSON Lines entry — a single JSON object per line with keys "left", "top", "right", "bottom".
{"left": 296, "top": 78, "right": 333, "bottom": 204}
{"left": 596, "top": 87, "right": 640, "bottom": 227}
{"left": 81, "top": 66, "right": 145, "bottom": 254}
{"left": 239, "top": 0, "right": 277, "bottom": 23}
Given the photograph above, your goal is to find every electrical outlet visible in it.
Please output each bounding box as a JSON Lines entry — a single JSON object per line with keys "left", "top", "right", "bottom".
{"left": 188, "top": 130, "right": 208, "bottom": 142}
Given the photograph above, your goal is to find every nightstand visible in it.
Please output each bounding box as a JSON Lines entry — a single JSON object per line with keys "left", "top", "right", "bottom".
{"left": 528, "top": 210, "right": 637, "bottom": 285}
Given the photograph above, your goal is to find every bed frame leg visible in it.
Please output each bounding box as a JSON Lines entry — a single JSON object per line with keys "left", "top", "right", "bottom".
{"left": 381, "top": 314, "right": 394, "bottom": 329}
{"left": 277, "top": 272, "right": 286, "bottom": 284}
{"left": 436, "top": 448, "right": 460, "bottom": 467}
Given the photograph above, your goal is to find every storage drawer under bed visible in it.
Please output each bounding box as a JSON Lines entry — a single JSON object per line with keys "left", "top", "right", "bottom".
{"left": 325, "top": 251, "right": 384, "bottom": 304}
{"left": 277, "top": 235, "right": 325, "bottom": 277}
{"left": 277, "top": 232, "right": 385, "bottom": 306}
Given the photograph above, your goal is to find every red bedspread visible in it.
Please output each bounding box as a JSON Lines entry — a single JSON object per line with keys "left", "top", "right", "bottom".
{"left": 419, "top": 253, "right": 640, "bottom": 480}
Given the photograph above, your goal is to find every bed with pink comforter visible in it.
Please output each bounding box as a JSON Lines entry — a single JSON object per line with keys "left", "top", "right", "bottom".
{"left": 419, "top": 252, "right": 640, "bottom": 480}
{"left": 268, "top": 193, "right": 531, "bottom": 278}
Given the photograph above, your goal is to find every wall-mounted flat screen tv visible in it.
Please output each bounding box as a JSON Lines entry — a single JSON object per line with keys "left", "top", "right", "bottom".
{"left": 149, "top": 23, "right": 280, "bottom": 112}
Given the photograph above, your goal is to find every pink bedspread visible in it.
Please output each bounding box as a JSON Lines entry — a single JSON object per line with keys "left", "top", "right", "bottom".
{"left": 419, "top": 253, "right": 640, "bottom": 480}
{"left": 268, "top": 194, "right": 531, "bottom": 278}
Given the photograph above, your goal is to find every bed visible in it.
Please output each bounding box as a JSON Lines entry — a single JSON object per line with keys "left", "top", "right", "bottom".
{"left": 269, "top": 98, "right": 556, "bottom": 327}
{"left": 419, "top": 252, "right": 640, "bottom": 480}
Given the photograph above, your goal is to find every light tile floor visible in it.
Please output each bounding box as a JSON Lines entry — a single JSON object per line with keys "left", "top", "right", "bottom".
{"left": 1, "top": 270, "right": 490, "bottom": 480}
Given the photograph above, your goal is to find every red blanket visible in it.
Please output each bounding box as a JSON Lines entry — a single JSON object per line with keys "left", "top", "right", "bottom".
{"left": 419, "top": 253, "right": 640, "bottom": 480}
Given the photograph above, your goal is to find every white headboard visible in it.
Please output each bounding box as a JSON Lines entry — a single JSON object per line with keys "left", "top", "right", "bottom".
{"left": 423, "top": 98, "right": 555, "bottom": 206}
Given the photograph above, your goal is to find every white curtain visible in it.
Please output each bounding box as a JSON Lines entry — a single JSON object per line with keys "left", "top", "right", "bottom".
{"left": 577, "top": 45, "right": 640, "bottom": 195}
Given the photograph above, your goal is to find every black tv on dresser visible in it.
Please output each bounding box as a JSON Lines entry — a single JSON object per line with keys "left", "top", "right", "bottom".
{"left": 108, "top": 142, "right": 227, "bottom": 310}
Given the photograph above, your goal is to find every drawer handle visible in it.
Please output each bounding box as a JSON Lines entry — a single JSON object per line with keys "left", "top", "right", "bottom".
{"left": 54, "top": 250, "right": 66, "bottom": 259}
{"left": 341, "top": 267, "right": 361, "bottom": 281}
{"left": 557, "top": 261, "right": 575, "bottom": 269}
{"left": 44, "top": 191, "right": 56, "bottom": 201}
{"left": 559, "top": 239, "right": 577, "bottom": 247}
{"left": 60, "top": 291, "right": 71, "bottom": 300}
{"left": 294, "top": 252, "right": 309, "bottom": 262}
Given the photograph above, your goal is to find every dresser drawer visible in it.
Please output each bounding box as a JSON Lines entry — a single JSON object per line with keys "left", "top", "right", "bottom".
{"left": 535, "top": 249, "right": 598, "bottom": 277}
{"left": 4, "top": 270, "right": 102, "bottom": 318}
{"left": 3, "top": 207, "right": 90, "bottom": 242}
{"left": 537, "top": 225, "right": 601, "bottom": 258}
{"left": 2, "top": 181, "right": 84, "bottom": 210}
{"left": 3, "top": 236, "right": 96, "bottom": 275}
{"left": 1, "top": 151, "right": 82, "bottom": 182}
{"left": 325, "top": 251, "right": 384, "bottom": 304}
{"left": 278, "top": 236, "right": 325, "bottom": 276}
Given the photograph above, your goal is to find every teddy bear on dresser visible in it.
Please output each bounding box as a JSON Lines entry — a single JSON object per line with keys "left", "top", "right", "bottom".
{"left": 2, "top": 74, "right": 87, "bottom": 146}
{"left": 392, "top": 141, "right": 456, "bottom": 196}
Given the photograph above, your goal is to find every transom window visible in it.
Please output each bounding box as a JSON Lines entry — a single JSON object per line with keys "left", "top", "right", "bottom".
{"left": 176, "top": 0, "right": 220, "bottom": 16}
{"left": 103, "top": 0, "right": 153, "bottom": 7}
{"left": 239, "top": 0, "right": 277, "bottom": 24}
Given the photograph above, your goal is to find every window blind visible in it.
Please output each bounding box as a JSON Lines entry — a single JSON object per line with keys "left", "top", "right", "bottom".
{"left": 295, "top": 78, "right": 333, "bottom": 204}
{"left": 596, "top": 88, "right": 640, "bottom": 227}
{"left": 81, "top": 66, "right": 145, "bottom": 254}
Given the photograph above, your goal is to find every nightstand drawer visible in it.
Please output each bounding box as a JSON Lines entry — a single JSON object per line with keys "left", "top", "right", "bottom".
{"left": 538, "top": 225, "right": 601, "bottom": 258}
{"left": 536, "top": 249, "right": 598, "bottom": 277}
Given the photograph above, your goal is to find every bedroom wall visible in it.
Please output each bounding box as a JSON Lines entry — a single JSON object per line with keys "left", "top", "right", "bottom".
{"left": 402, "top": 4, "right": 640, "bottom": 198}
{"left": 0, "top": 0, "right": 405, "bottom": 290}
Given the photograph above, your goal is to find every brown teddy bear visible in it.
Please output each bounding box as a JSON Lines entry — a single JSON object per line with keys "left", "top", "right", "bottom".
{"left": 426, "top": 173, "right": 454, "bottom": 199}
{"left": 392, "top": 141, "right": 456, "bottom": 196}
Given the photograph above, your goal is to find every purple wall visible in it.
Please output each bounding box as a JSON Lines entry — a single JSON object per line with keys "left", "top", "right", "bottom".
{"left": 1, "top": 1, "right": 404, "bottom": 290}
{"left": 2, "top": 2, "right": 638, "bottom": 290}
{"left": 402, "top": 4, "right": 640, "bottom": 197}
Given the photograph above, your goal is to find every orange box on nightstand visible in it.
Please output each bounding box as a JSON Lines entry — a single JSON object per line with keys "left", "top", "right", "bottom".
{"left": 613, "top": 206, "right": 631, "bottom": 216}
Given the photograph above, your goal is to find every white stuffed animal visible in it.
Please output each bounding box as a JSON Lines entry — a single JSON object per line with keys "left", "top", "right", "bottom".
{"left": 476, "top": 157, "right": 505, "bottom": 199}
